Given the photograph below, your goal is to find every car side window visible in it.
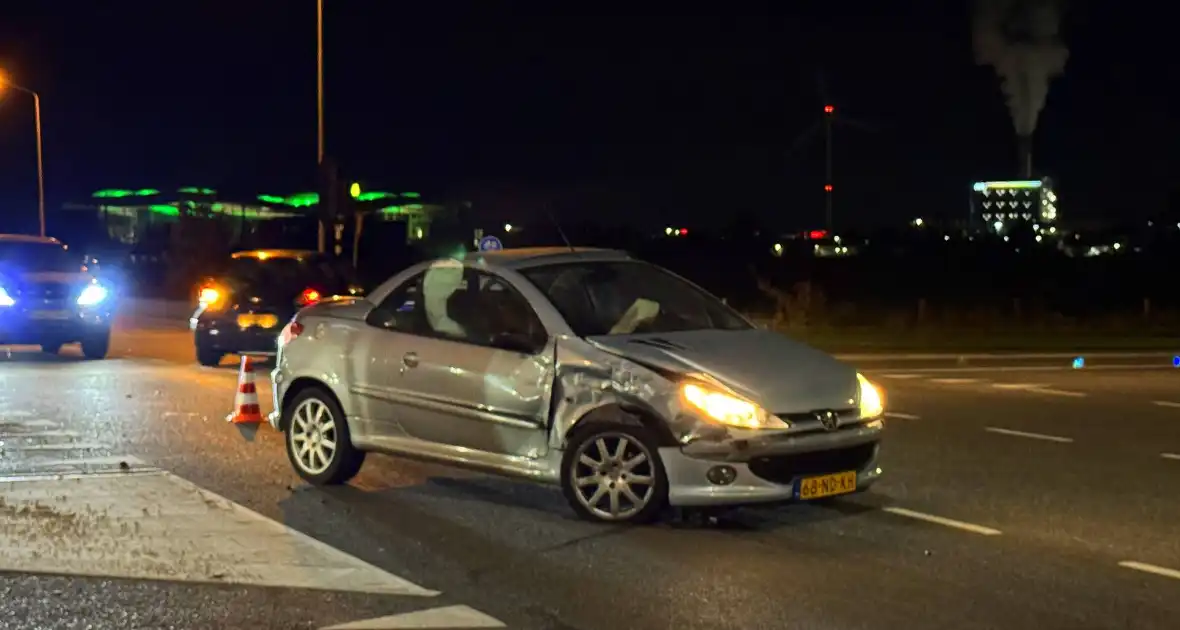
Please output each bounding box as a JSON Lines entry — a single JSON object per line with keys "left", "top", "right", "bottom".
{"left": 367, "top": 268, "right": 547, "bottom": 353}
{"left": 367, "top": 273, "right": 427, "bottom": 331}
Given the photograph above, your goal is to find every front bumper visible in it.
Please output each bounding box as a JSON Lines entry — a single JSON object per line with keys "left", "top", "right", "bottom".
{"left": 0, "top": 306, "right": 111, "bottom": 344}
{"left": 267, "top": 364, "right": 286, "bottom": 430}
{"left": 662, "top": 418, "right": 884, "bottom": 507}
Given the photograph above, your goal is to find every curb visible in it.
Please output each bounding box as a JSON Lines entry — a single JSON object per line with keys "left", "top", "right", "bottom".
{"left": 835, "top": 352, "right": 1179, "bottom": 361}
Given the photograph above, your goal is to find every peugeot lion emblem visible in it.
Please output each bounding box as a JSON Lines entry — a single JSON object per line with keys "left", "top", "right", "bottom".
{"left": 815, "top": 410, "right": 840, "bottom": 431}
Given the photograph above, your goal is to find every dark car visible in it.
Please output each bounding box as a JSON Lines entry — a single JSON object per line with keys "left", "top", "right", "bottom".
{"left": 191, "top": 249, "right": 360, "bottom": 366}
{"left": 0, "top": 235, "right": 115, "bottom": 359}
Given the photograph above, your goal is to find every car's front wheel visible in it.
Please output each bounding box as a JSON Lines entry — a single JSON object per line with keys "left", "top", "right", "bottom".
{"left": 561, "top": 422, "right": 669, "bottom": 524}
{"left": 40, "top": 341, "right": 64, "bottom": 355}
{"left": 283, "top": 387, "right": 365, "bottom": 485}
{"left": 80, "top": 329, "right": 110, "bottom": 360}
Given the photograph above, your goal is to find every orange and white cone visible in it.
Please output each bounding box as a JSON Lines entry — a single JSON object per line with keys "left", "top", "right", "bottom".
{"left": 227, "top": 355, "right": 264, "bottom": 424}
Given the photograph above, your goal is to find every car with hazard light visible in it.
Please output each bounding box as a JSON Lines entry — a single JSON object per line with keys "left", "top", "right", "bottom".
{"left": 0, "top": 235, "right": 115, "bottom": 359}
{"left": 191, "top": 249, "right": 361, "bottom": 366}
{"left": 269, "top": 247, "right": 885, "bottom": 523}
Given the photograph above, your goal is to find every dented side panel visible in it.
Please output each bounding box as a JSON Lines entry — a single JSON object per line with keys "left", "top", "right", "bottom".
{"left": 549, "top": 335, "right": 700, "bottom": 450}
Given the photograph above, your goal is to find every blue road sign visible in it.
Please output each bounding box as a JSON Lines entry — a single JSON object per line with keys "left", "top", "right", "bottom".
{"left": 1172, "top": 355, "right": 1180, "bottom": 368}
{"left": 478, "top": 235, "right": 503, "bottom": 251}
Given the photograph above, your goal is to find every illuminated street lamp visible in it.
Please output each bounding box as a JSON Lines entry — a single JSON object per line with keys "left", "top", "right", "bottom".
{"left": 0, "top": 72, "right": 46, "bottom": 237}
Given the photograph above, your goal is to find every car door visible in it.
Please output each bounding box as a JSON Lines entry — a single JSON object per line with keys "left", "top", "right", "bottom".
{"left": 387, "top": 265, "right": 555, "bottom": 459}
{"left": 351, "top": 271, "right": 430, "bottom": 440}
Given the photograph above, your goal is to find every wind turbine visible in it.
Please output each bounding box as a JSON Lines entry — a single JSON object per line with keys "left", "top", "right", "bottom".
{"left": 785, "top": 71, "right": 876, "bottom": 231}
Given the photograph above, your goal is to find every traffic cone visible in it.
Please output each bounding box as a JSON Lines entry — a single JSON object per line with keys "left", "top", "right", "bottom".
{"left": 227, "top": 355, "right": 264, "bottom": 424}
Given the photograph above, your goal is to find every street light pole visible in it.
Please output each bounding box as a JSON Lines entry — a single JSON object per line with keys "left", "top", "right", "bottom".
{"left": 0, "top": 77, "right": 46, "bottom": 237}
{"left": 316, "top": 0, "right": 326, "bottom": 253}
{"left": 316, "top": 0, "right": 324, "bottom": 165}
{"left": 33, "top": 92, "right": 45, "bottom": 238}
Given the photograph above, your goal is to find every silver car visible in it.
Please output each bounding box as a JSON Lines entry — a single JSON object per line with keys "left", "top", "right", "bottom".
{"left": 269, "top": 247, "right": 885, "bottom": 524}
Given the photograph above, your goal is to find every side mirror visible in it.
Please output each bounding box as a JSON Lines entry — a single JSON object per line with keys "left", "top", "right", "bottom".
{"left": 491, "top": 332, "right": 542, "bottom": 355}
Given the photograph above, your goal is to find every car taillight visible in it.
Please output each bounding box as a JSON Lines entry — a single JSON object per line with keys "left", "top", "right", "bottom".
{"left": 296, "top": 288, "right": 321, "bottom": 307}
{"left": 279, "top": 320, "right": 304, "bottom": 347}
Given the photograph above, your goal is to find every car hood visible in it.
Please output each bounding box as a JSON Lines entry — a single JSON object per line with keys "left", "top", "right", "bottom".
{"left": 587, "top": 329, "right": 859, "bottom": 413}
{"left": 18, "top": 270, "right": 91, "bottom": 284}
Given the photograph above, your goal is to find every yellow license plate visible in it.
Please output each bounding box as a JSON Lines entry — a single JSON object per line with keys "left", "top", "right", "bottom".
{"left": 237, "top": 314, "right": 279, "bottom": 329}
{"left": 797, "top": 471, "right": 857, "bottom": 500}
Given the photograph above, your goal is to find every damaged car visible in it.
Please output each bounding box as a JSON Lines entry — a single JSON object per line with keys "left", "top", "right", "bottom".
{"left": 269, "top": 247, "right": 885, "bottom": 523}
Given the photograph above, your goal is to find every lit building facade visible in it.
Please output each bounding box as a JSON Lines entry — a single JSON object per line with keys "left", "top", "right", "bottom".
{"left": 970, "top": 179, "right": 1059, "bottom": 238}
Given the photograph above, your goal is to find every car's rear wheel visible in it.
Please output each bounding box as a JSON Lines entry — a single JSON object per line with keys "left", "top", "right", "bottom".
{"left": 561, "top": 423, "right": 669, "bottom": 524}
{"left": 195, "top": 342, "right": 222, "bottom": 367}
{"left": 283, "top": 387, "right": 365, "bottom": 485}
{"left": 80, "top": 330, "right": 110, "bottom": 360}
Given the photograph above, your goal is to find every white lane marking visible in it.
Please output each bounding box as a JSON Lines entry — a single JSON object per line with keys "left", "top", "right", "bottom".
{"left": 1161, "top": 453, "right": 1180, "bottom": 461}
{"left": 322, "top": 605, "right": 507, "bottom": 629}
{"left": 929, "top": 378, "right": 981, "bottom": 384}
{"left": 984, "top": 427, "right": 1074, "bottom": 443}
{"left": 1152, "top": 401, "right": 1180, "bottom": 409}
{"left": 881, "top": 506, "right": 1002, "bottom": 536}
{"left": 873, "top": 364, "right": 1171, "bottom": 374}
{"left": 1029, "top": 388, "right": 1086, "bottom": 398}
{"left": 880, "top": 374, "right": 922, "bottom": 380}
{"left": 0, "top": 470, "right": 438, "bottom": 597}
{"left": 992, "top": 383, "right": 1048, "bottom": 390}
{"left": 884, "top": 412, "right": 920, "bottom": 420}
{"left": 0, "top": 457, "right": 157, "bottom": 482}
{"left": 1119, "top": 561, "right": 1180, "bottom": 581}
{"left": 3, "top": 442, "right": 110, "bottom": 451}
{"left": 0, "top": 429, "right": 83, "bottom": 439}
{"left": 840, "top": 352, "right": 1175, "bottom": 361}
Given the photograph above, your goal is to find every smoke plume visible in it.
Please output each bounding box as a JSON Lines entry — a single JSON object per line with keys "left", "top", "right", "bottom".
{"left": 972, "top": 0, "right": 1069, "bottom": 137}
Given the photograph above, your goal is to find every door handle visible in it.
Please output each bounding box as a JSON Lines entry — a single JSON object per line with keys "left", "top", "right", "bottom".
{"left": 401, "top": 352, "right": 419, "bottom": 369}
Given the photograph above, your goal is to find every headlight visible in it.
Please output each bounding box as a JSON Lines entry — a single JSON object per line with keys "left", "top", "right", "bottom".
{"left": 77, "top": 285, "right": 109, "bottom": 306}
{"left": 0, "top": 287, "right": 13, "bottom": 307}
{"left": 858, "top": 373, "right": 884, "bottom": 418}
{"left": 681, "top": 382, "right": 780, "bottom": 430}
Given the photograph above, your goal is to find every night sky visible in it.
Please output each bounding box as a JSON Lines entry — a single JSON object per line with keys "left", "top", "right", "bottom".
{"left": 0, "top": 2, "right": 1174, "bottom": 234}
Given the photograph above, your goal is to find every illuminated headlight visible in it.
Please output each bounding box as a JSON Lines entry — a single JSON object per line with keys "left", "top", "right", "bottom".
{"left": 77, "top": 285, "right": 108, "bottom": 306}
{"left": 0, "top": 287, "right": 13, "bottom": 307}
{"left": 680, "top": 382, "right": 785, "bottom": 430}
{"left": 858, "top": 373, "right": 884, "bottom": 419}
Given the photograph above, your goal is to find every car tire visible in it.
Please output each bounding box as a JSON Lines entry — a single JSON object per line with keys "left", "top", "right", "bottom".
{"left": 195, "top": 343, "right": 223, "bottom": 367}
{"left": 80, "top": 330, "right": 110, "bottom": 360}
{"left": 283, "top": 387, "right": 365, "bottom": 486}
{"left": 560, "top": 421, "right": 669, "bottom": 524}
{"left": 40, "top": 341, "right": 64, "bottom": 355}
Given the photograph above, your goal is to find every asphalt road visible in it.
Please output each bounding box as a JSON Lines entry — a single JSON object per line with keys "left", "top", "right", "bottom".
{"left": 0, "top": 323, "right": 1178, "bottom": 629}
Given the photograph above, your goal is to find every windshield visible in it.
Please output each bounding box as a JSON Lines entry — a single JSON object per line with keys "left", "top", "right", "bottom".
{"left": 224, "top": 256, "right": 352, "bottom": 292}
{"left": 0, "top": 242, "right": 82, "bottom": 273}
{"left": 520, "top": 260, "right": 751, "bottom": 337}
